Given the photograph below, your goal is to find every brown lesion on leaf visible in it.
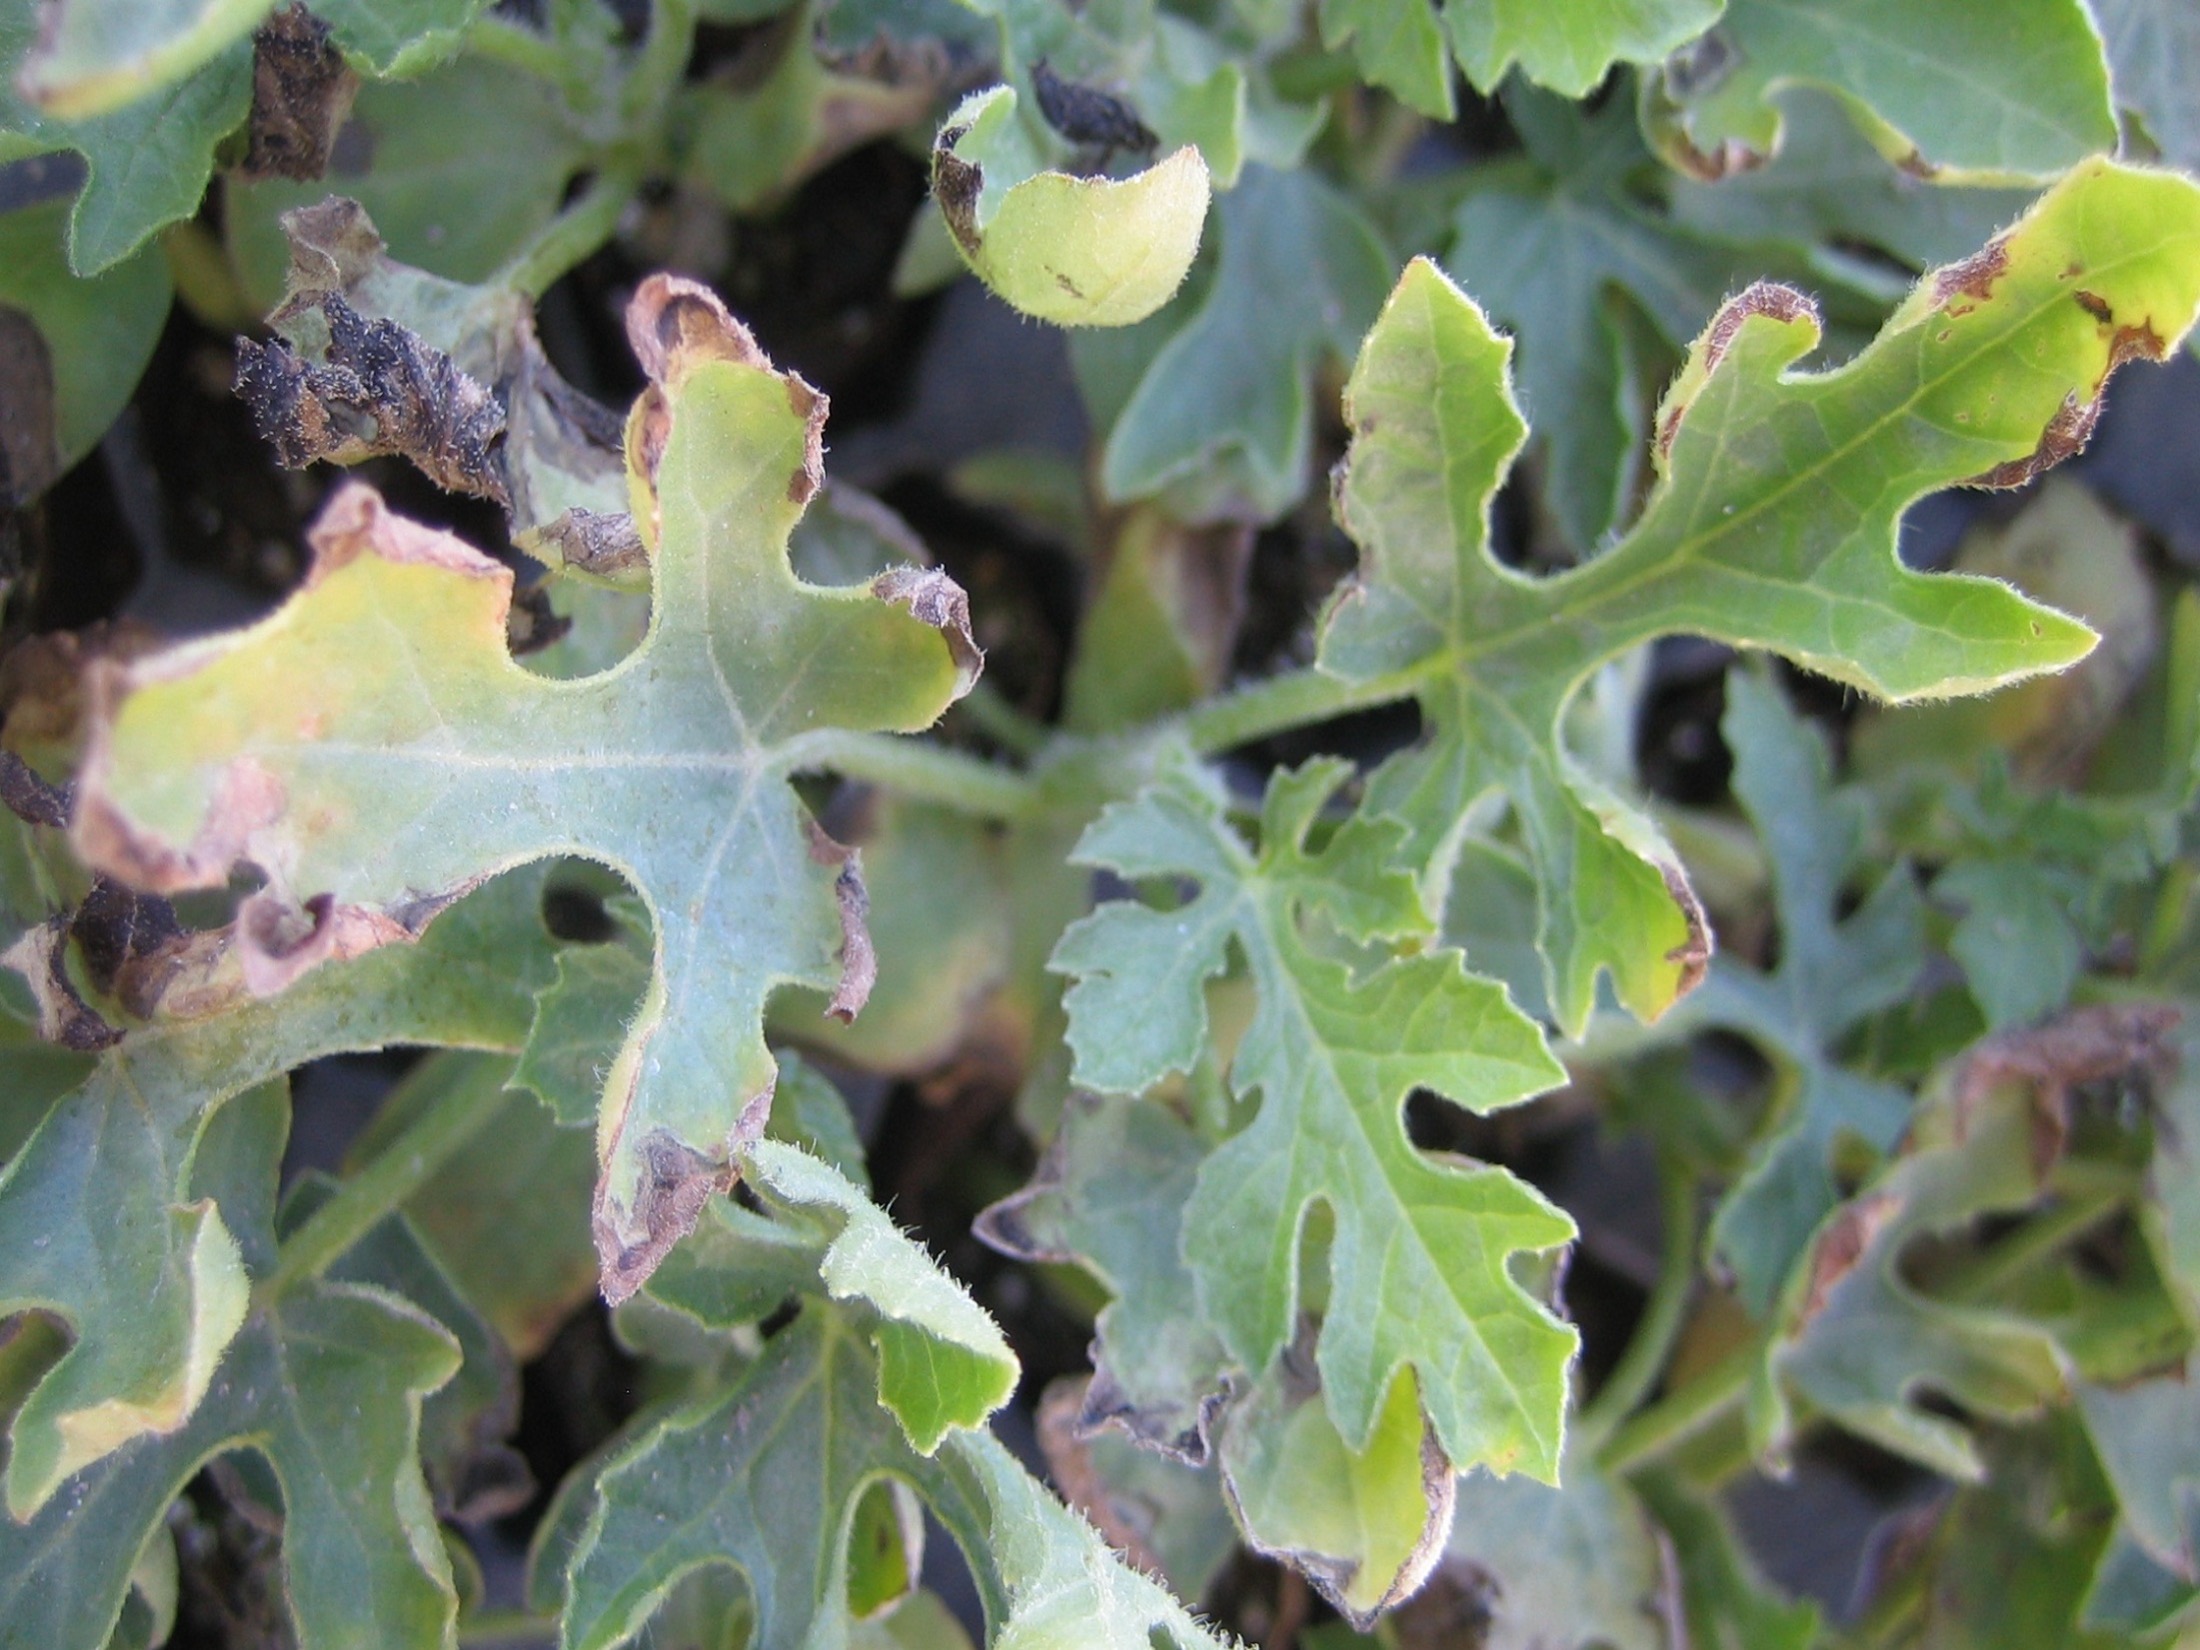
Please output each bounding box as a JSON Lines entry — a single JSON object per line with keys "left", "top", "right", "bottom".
{"left": 1033, "top": 1377, "right": 1169, "bottom": 1579}
{"left": 1657, "top": 858, "right": 1713, "bottom": 1005}
{"left": 234, "top": 887, "right": 418, "bottom": 996}
{"left": 870, "top": 564, "right": 984, "bottom": 696}
{"left": 803, "top": 817, "right": 877, "bottom": 1022}
{"left": 623, "top": 275, "right": 827, "bottom": 515}
{"left": 73, "top": 484, "right": 506, "bottom": 903}
{"left": 1932, "top": 238, "right": 2011, "bottom": 314}
{"left": 528, "top": 508, "right": 647, "bottom": 583}
{"left": 1967, "top": 392, "right": 2102, "bottom": 490}
{"left": 0, "top": 917, "right": 122, "bottom": 1049}
{"left": 241, "top": 4, "right": 359, "bottom": 182}
{"left": 592, "top": 1130, "right": 740, "bottom": 1306}
{"left": 1961, "top": 284, "right": 2177, "bottom": 490}
{"left": 1655, "top": 282, "right": 1819, "bottom": 460}
{"left": 1789, "top": 1190, "right": 1901, "bottom": 1332}
{"left": 71, "top": 738, "right": 287, "bottom": 896}
{"left": 1952, "top": 1002, "right": 2181, "bottom": 1174}
{"left": 930, "top": 125, "right": 984, "bottom": 257}
{"left": 235, "top": 292, "right": 510, "bottom": 502}
{"left": 0, "top": 748, "right": 70, "bottom": 828}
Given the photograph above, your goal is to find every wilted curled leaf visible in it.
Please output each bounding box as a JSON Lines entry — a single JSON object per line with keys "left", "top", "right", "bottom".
{"left": 932, "top": 84, "right": 1209, "bottom": 327}
{"left": 74, "top": 275, "right": 980, "bottom": 1305}
{"left": 235, "top": 198, "right": 638, "bottom": 560}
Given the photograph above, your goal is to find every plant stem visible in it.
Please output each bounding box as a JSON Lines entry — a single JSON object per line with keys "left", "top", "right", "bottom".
{"left": 1938, "top": 1177, "right": 2129, "bottom": 1306}
{"left": 497, "top": 167, "right": 641, "bottom": 299}
{"left": 1595, "top": 1342, "right": 1756, "bottom": 1479}
{"left": 953, "top": 680, "right": 1051, "bottom": 758}
{"left": 458, "top": 1612, "right": 561, "bottom": 1647}
{"left": 1181, "top": 666, "right": 1413, "bottom": 756}
{"left": 1576, "top": 1160, "right": 1699, "bottom": 1455}
{"left": 261, "top": 1067, "right": 511, "bottom": 1301}
{"left": 620, "top": 0, "right": 699, "bottom": 128}
{"left": 466, "top": 15, "right": 573, "bottom": 84}
{"left": 781, "top": 730, "right": 1040, "bottom": 822}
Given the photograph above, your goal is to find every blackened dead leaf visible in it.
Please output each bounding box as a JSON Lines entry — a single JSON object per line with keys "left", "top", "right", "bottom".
{"left": 235, "top": 292, "right": 509, "bottom": 501}
{"left": 1031, "top": 59, "right": 1157, "bottom": 153}
{"left": 0, "top": 749, "right": 69, "bottom": 828}
{"left": 243, "top": 5, "right": 360, "bottom": 182}
{"left": 0, "top": 916, "right": 121, "bottom": 1049}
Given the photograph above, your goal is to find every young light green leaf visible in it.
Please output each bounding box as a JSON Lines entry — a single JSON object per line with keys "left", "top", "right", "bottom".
{"left": 72, "top": 277, "right": 980, "bottom": 1306}
{"left": 1689, "top": 669, "right": 1924, "bottom": 1317}
{"left": 558, "top": 1303, "right": 1230, "bottom": 1650}
{"left": 1320, "top": 160, "right": 2200, "bottom": 1037}
{"left": 932, "top": 85, "right": 1210, "bottom": 327}
{"left": 0, "top": 1084, "right": 466, "bottom": 1650}
{"left": 1052, "top": 756, "right": 1579, "bottom": 1484}
{"left": 1079, "top": 164, "right": 1390, "bottom": 525}
{"left": 746, "top": 1138, "right": 1018, "bottom": 1452}
{"left": 1217, "top": 1356, "right": 1452, "bottom": 1629}
{"left": 1641, "top": 0, "right": 2117, "bottom": 181}
{"left": 1753, "top": 1073, "right": 2069, "bottom": 1479}
{"left": 0, "top": 5, "right": 250, "bottom": 276}
{"left": 0, "top": 869, "right": 553, "bottom": 1518}
{"left": 0, "top": 199, "right": 171, "bottom": 492}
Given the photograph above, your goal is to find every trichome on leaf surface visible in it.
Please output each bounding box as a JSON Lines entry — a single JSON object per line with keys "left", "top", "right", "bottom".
{"left": 5, "top": 1, "right": 2200, "bottom": 1647}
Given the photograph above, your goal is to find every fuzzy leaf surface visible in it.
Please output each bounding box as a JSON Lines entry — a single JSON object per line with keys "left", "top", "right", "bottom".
{"left": 932, "top": 85, "right": 1211, "bottom": 327}
{"left": 71, "top": 277, "right": 979, "bottom": 1305}
{"left": 558, "top": 1303, "right": 1230, "bottom": 1650}
{"left": 1319, "top": 161, "right": 2200, "bottom": 1037}
{"left": 1644, "top": 0, "right": 2116, "bottom": 180}
{"left": 1053, "top": 757, "right": 1578, "bottom": 1481}
{"left": 0, "top": 869, "right": 550, "bottom": 1517}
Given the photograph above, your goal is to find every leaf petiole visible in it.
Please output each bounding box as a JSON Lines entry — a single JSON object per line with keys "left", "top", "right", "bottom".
{"left": 259, "top": 1063, "right": 514, "bottom": 1303}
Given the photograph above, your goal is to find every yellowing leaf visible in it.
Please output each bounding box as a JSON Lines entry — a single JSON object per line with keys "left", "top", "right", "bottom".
{"left": 1319, "top": 160, "right": 2200, "bottom": 1037}
{"left": 72, "top": 277, "right": 980, "bottom": 1304}
{"left": 932, "top": 85, "right": 1210, "bottom": 327}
